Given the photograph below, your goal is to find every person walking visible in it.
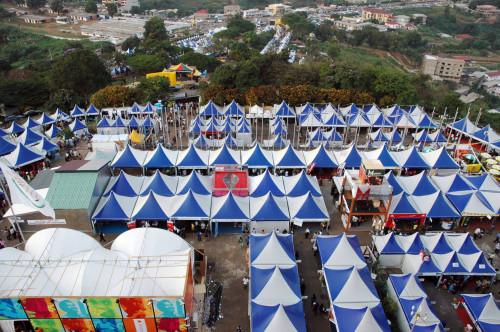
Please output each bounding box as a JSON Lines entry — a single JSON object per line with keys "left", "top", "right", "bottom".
{"left": 305, "top": 227, "right": 310, "bottom": 239}
{"left": 197, "top": 231, "right": 202, "bottom": 242}
{"left": 238, "top": 236, "right": 244, "bottom": 248}
{"left": 99, "top": 232, "right": 106, "bottom": 243}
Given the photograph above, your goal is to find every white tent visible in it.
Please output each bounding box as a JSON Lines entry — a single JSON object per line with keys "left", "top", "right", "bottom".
{"left": 210, "top": 192, "right": 250, "bottom": 222}
{"left": 287, "top": 193, "right": 329, "bottom": 223}
{"left": 317, "top": 233, "right": 367, "bottom": 268}
{"left": 251, "top": 266, "right": 301, "bottom": 306}
{"left": 250, "top": 232, "right": 295, "bottom": 266}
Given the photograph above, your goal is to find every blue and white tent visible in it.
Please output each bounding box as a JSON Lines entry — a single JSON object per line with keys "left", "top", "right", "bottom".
{"left": 21, "top": 117, "right": 40, "bottom": 129}
{"left": 141, "top": 116, "right": 155, "bottom": 129}
{"left": 92, "top": 192, "right": 136, "bottom": 222}
{"left": 271, "top": 120, "right": 288, "bottom": 135}
{"left": 0, "top": 127, "right": 8, "bottom": 137}
{"left": 104, "top": 171, "right": 143, "bottom": 197}
{"left": 223, "top": 100, "right": 245, "bottom": 117}
{"left": 339, "top": 103, "right": 360, "bottom": 117}
{"left": 69, "top": 118, "right": 87, "bottom": 133}
{"left": 6, "top": 122, "right": 24, "bottom": 135}
{"left": 333, "top": 144, "right": 362, "bottom": 169}
{"left": 370, "top": 113, "right": 393, "bottom": 127}
{"left": 273, "top": 145, "right": 306, "bottom": 169}
{"left": 308, "top": 128, "right": 328, "bottom": 143}
{"left": 193, "top": 134, "right": 209, "bottom": 149}
{"left": 170, "top": 190, "right": 210, "bottom": 220}
{"left": 86, "top": 104, "right": 100, "bottom": 116}
{"left": 176, "top": 144, "right": 209, "bottom": 169}
{"left": 422, "top": 147, "right": 460, "bottom": 169}
{"left": 111, "top": 117, "right": 126, "bottom": 128}
{"left": 130, "top": 102, "right": 142, "bottom": 114}
{"left": 298, "top": 112, "right": 322, "bottom": 128}
{"left": 140, "top": 170, "right": 177, "bottom": 196}
{"left": 428, "top": 130, "right": 447, "bottom": 143}
{"left": 176, "top": 171, "right": 211, "bottom": 195}
{"left": 383, "top": 104, "right": 405, "bottom": 119}
{"left": 52, "top": 108, "right": 69, "bottom": 121}
{"left": 399, "top": 297, "right": 444, "bottom": 332}
{"left": 393, "top": 113, "right": 417, "bottom": 128}
{"left": 17, "top": 128, "right": 44, "bottom": 146}
{"left": 44, "top": 124, "right": 61, "bottom": 139}
{"left": 389, "top": 192, "right": 419, "bottom": 215}
{"left": 210, "top": 192, "right": 250, "bottom": 222}
{"left": 419, "top": 233, "right": 453, "bottom": 254}
{"left": 332, "top": 304, "right": 390, "bottom": 332}
{"left": 249, "top": 170, "right": 285, "bottom": 197}
{"left": 143, "top": 144, "right": 177, "bottom": 169}
{"left": 387, "top": 129, "right": 403, "bottom": 143}
{"left": 111, "top": 144, "right": 148, "bottom": 169}
{"left": 412, "top": 192, "right": 460, "bottom": 219}
{"left": 392, "top": 146, "right": 429, "bottom": 169}
{"left": 373, "top": 233, "right": 405, "bottom": 255}
{"left": 128, "top": 116, "right": 140, "bottom": 129}
{"left": 199, "top": 100, "right": 222, "bottom": 117}
{"left": 250, "top": 192, "right": 290, "bottom": 221}
{"left": 209, "top": 144, "right": 241, "bottom": 166}
{"left": 444, "top": 233, "right": 480, "bottom": 254}
{"left": 287, "top": 192, "right": 329, "bottom": 223}
{"left": 240, "top": 144, "right": 272, "bottom": 168}
{"left": 0, "top": 136, "right": 16, "bottom": 156}
{"left": 449, "top": 117, "right": 479, "bottom": 135}
{"left": 283, "top": 170, "right": 321, "bottom": 196}
{"left": 317, "top": 233, "right": 366, "bottom": 268}
{"left": 2, "top": 143, "right": 45, "bottom": 168}
{"left": 251, "top": 302, "right": 306, "bottom": 332}
{"left": 131, "top": 192, "right": 171, "bottom": 221}
{"left": 36, "top": 113, "right": 56, "bottom": 126}
{"left": 397, "top": 171, "right": 438, "bottom": 196}
{"left": 263, "top": 134, "right": 289, "bottom": 149}
{"left": 463, "top": 174, "right": 500, "bottom": 192}
{"left": 250, "top": 232, "right": 295, "bottom": 266}
{"left": 471, "top": 125, "right": 500, "bottom": 148}
{"left": 296, "top": 103, "right": 319, "bottom": 116}
{"left": 324, "top": 266, "right": 380, "bottom": 306}
{"left": 432, "top": 251, "right": 468, "bottom": 274}
{"left": 96, "top": 117, "right": 112, "bottom": 129}
{"left": 389, "top": 273, "right": 427, "bottom": 299}
{"left": 251, "top": 265, "right": 302, "bottom": 306}
{"left": 413, "top": 129, "right": 434, "bottom": 143}
{"left": 446, "top": 192, "right": 497, "bottom": 217}
{"left": 400, "top": 253, "right": 441, "bottom": 276}
{"left": 143, "top": 102, "right": 154, "bottom": 114}
{"left": 34, "top": 137, "right": 59, "bottom": 153}
{"left": 273, "top": 101, "right": 296, "bottom": 118}
{"left": 189, "top": 121, "right": 203, "bottom": 135}
{"left": 346, "top": 112, "right": 371, "bottom": 127}
{"left": 302, "top": 144, "right": 337, "bottom": 169}
{"left": 362, "top": 145, "right": 399, "bottom": 168}
{"left": 430, "top": 174, "right": 475, "bottom": 194}
{"left": 321, "top": 112, "right": 346, "bottom": 127}
{"left": 70, "top": 105, "right": 86, "bottom": 118}
{"left": 415, "top": 113, "right": 438, "bottom": 129}
{"left": 384, "top": 171, "right": 404, "bottom": 195}
{"left": 476, "top": 191, "right": 500, "bottom": 215}
{"left": 369, "top": 129, "right": 391, "bottom": 142}
{"left": 461, "top": 293, "right": 500, "bottom": 332}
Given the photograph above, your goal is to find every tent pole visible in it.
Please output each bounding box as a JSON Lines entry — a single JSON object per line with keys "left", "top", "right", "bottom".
{"left": 446, "top": 108, "right": 458, "bottom": 146}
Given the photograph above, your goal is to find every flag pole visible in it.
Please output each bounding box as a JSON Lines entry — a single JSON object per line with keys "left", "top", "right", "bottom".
{"left": 446, "top": 107, "right": 458, "bottom": 146}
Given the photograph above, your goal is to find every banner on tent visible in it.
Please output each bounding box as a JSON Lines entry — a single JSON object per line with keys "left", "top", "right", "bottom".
{"left": 30, "top": 318, "right": 65, "bottom": 331}
{"left": 156, "top": 318, "right": 188, "bottom": 332}
{"left": 152, "top": 299, "right": 185, "bottom": 318}
{"left": 123, "top": 318, "right": 157, "bottom": 331}
{"left": 53, "top": 298, "right": 90, "bottom": 318}
{"left": 86, "top": 298, "right": 122, "bottom": 318}
{"left": 92, "top": 318, "right": 125, "bottom": 331}
{"left": 0, "top": 298, "right": 28, "bottom": 320}
{"left": 21, "top": 298, "right": 58, "bottom": 319}
{"left": 61, "top": 318, "right": 94, "bottom": 332}
{"left": 119, "top": 298, "right": 154, "bottom": 318}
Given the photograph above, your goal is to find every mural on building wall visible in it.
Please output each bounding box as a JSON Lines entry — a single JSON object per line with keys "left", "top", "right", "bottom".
{"left": 0, "top": 299, "right": 27, "bottom": 319}
{"left": 30, "top": 318, "right": 65, "bottom": 331}
{"left": 123, "top": 318, "right": 157, "bottom": 331}
{"left": 61, "top": 318, "right": 95, "bottom": 331}
{"left": 54, "top": 298, "right": 90, "bottom": 318}
{"left": 86, "top": 298, "right": 122, "bottom": 318}
{"left": 119, "top": 298, "right": 154, "bottom": 318}
{"left": 92, "top": 318, "right": 125, "bottom": 331}
{"left": 21, "top": 298, "right": 59, "bottom": 319}
{"left": 156, "top": 318, "right": 187, "bottom": 332}
{"left": 152, "top": 299, "right": 185, "bottom": 318}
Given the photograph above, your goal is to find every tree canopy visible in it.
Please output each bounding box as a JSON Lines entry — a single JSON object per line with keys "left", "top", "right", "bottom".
{"left": 85, "top": 0, "right": 97, "bottom": 13}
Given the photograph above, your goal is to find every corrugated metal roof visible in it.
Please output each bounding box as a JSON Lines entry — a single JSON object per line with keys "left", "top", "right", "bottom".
{"left": 29, "top": 169, "right": 54, "bottom": 190}
{"left": 46, "top": 172, "right": 99, "bottom": 209}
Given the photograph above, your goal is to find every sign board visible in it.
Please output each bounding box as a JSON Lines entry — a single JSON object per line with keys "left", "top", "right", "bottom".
{"left": 27, "top": 219, "right": 66, "bottom": 225}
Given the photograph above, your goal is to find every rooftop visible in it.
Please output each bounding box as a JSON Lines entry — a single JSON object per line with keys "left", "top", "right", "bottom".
{"left": 45, "top": 172, "right": 100, "bottom": 209}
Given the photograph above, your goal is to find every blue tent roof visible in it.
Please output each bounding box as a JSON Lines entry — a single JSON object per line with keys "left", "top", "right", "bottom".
{"left": 244, "top": 144, "right": 273, "bottom": 168}
{"left": 286, "top": 172, "right": 321, "bottom": 197}
{"left": 429, "top": 148, "right": 459, "bottom": 169}
{"left": 70, "top": 105, "right": 85, "bottom": 117}
{"left": 128, "top": 116, "right": 140, "bottom": 129}
{"left": 291, "top": 192, "right": 328, "bottom": 220}
{"left": 333, "top": 304, "right": 390, "bottom": 332}
{"left": 111, "top": 117, "right": 126, "bottom": 128}
{"left": 308, "top": 145, "right": 337, "bottom": 168}
{"left": 418, "top": 257, "right": 441, "bottom": 275}
{"left": 251, "top": 265, "right": 301, "bottom": 301}
{"left": 142, "top": 116, "right": 154, "bottom": 128}
{"left": 409, "top": 173, "right": 438, "bottom": 196}
{"left": 251, "top": 170, "right": 285, "bottom": 197}
{"left": 92, "top": 192, "right": 130, "bottom": 221}
{"left": 462, "top": 174, "right": 494, "bottom": 191}
{"left": 143, "top": 102, "right": 154, "bottom": 113}
{"left": 19, "top": 128, "right": 44, "bottom": 146}
{"left": 140, "top": 171, "right": 175, "bottom": 196}
{"left": 376, "top": 145, "right": 399, "bottom": 168}
{"left": 426, "top": 193, "right": 460, "bottom": 219}
{"left": 389, "top": 273, "right": 426, "bottom": 297}
{"left": 371, "top": 129, "right": 390, "bottom": 142}
{"left": 468, "top": 254, "right": 496, "bottom": 275}
{"left": 380, "top": 233, "right": 405, "bottom": 254}
{"left": 252, "top": 194, "right": 289, "bottom": 221}
{"left": 8, "top": 122, "right": 24, "bottom": 135}
{"left": 417, "top": 114, "right": 438, "bottom": 128}
{"left": 401, "top": 147, "right": 429, "bottom": 169}
{"left": 299, "top": 103, "right": 318, "bottom": 116}
{"left": 310, "top": 129, "right": 327, "bottom": 142}
{"left": 272, "top": 121, "right": 287, "bottom": 135}
{"left": 111, "top": 145, "right": 143, "bottom": 169}
{"left": 275, "top": 101, "right": 295, "bottom": 117}
{"left": 144, "top": 145, "right": 175, "bottom": 169}
{"left": 105, "top": 172, "right": 140, "bottom": 197}
{"left": 430, "top": 233, "right": 453, "bottom": 254}
{"left": 190, "top": 122, "right": 202, "bottom": 134}
{"left": 70, "top": 118, "right": 87, "bottom": 132}
{"left": 250, "top": 233, "right": 295, "bottom": 263}
{"left": 37, "top": 137, "right": 59, "bottom": 153}
{"left": 177, "top": 145, "right": 208, "bottom": 168}
{"left": 389, "top": 129, "right": 403, "bottom": 143}
{"left": 416, "top": 129, "right": 434, "bottom": 143}
{"left": 317, "top": 234, "right": 364, "bottom": 266}
{"left": 6, "top": 143, "right": 45, "bottom": 168}
{"left": 251, "top": 302, "right": 306, "bottom": 332}
{"left": 237, "top": 122, "right": 251, "bottom": 133}
{"left": 23, "top": 117, "right": 40, "bottom": 129}
{"left": 386, "top": 105, "right": 404, "bottom": 118}
{"left": 275, "top": 145, "right": 305, "bottom": 168}
{"left": 97, "top": 117, "right": 112, "bottom": 128}
{"left": 45, "top": 124, "right": 61, "bottom": 139}
{"left": 53, "top": 108, "right": 69, "bottom": 120}
{"left": 457, "top": 235, "right": 480, "bottom": 254}
{"left": 37, "top": 113, "right": 55, "bottom": 125}
{"left": 385, "top": 171, "right": 404, "bottom": 195}
{"left": 392, "top": 193, "right": 418, "bottom": 214}
{"left": 323, "top": 114, "right": 346, "bottom": 127}
{"left": 210, "top": 145, "right": 239, "bottom": 166}
{"left": 86, "top": 104, "right": 100, "bottom": 116}
{"left": 472, "top": 125, "right": 490, "bottom": 141}
{"left": 171, "top": 190, "right": 209, "bottom": 220}
{"left": 177, "top": 171, "right": 210, "bottom": 195}
{"left": 404, "top": 235, "right": 425, "bottom": 254}
{"left": 219, "top": 121, "right": 233, "bottom": 134}
{"left": 432, "top": 131, "right": 447, "bottom": 143}
{"left": 130, "top": 102, "right": 141, "bottom": 114}
{"left": 204, "top": 121, "right": 219, "bottom": 133}
{"left": 342, "top": 103, "right": 360, "bottom": 116}
{"left": 133, "top": 193, "right": 169, "bottom": 220}
{"left": 462, "top": 294, "right": 499, "bottom": 323}
{"left": 212, "top": 193, "right": 248, "bottom": 220}
{"left": 224, "top": 100, "right": 245, "bottom": 117}
{"left": 0, "top": 128, "right": 8, "bottom": 137}
{"left": 342, "top": 145, "right": 362, "bottom": 168}
{"left": 399, "top": 297, "right": 443, "bottom": 329}
{"left": 194, "top": 134, "right": 209, "bottom": 149}
{"left": 442, "top": 252, "right": 468, "bottom": 274}
{"left": 223, "top": 135, "right": 238, "bottom": 149}
{"left": 324, "top": 266, "right": 378, "bottom": 302}
{"left": 0, "top": 137, "right": 16, "bottom": 156}
{"left": 200, "top": 100, "right": 220, "bottom": 117}
{"left": 371, "top": 113, "right": 393, "bottom": 127}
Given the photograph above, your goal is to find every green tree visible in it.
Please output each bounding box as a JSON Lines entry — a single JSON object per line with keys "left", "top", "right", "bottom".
{"left": 144, "top": 16, "right": 168, "bottom": 43}
{"left": 179, "top": 51, "right": 221, "bottom": 72}
{"left": 234, "top": 61, "right": 260, "bottom": 89}
{"left": 106, "top": 2, "right": 118, "bottom": 17}
{"left": 121, "top": 35, "right": 140, "bottom": 51}
{"left": 49, "top": 0, "right": 64, "bottom": 14}
{"left": 84, "top": 0, "right": 97, "bottom": 13}
{"left": 126, "top": 54, "right": 164, "bottom": 73}
{"left": 91, "top": 85, "right": 138, "bottom": 108}
{"left": 325, "top": 41, "right": 340, "bottom": 59}
{"left": 229, "top": 42, "right": 252, "bottom": 61}
{"left": 137, "top": 77, "right": 170, "bottom": 102}
{"left": 26, "top": 0, "right": 46, "bottom": 9}
{"left": 211, "top": 64, "right": 236, "bottom": 88}
{"left": 49, "top": 49, "right": 111, "bottom": 98}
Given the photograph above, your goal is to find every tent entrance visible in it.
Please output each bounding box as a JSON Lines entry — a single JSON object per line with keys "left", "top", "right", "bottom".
{"left": 213, "top": 222, "right": 246, "bottom": 236}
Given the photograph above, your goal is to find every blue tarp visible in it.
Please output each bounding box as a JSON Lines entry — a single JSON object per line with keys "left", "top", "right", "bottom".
{"left": 333, "top": 304, "right": 390, "bottom": 332}
{"left": 176, "top": 171, "right": 210, "bottom": 195}
{"left": 244, "top": 144, "right": 273, "bottom": 168}
{"left": 111, "top": 145, "right": 143, "bottom": 169}
{"left": 307, "top": 144, "right": 337, "bottom": 168}
{"left": 86, "top": 104, "right": 100, "bottom": 116}
{"left": 251, "top": 302, "right": 306, "bottom": 332}
{"left": 250, "top": 170, "right": 285, "bottom": 197}
{"left": 144, "top": 145, "right": 175, "bottom": 169}
{"left": 252, "top": 194, "right": 289, "bottom": 221}
{"left": 133, "top": 193, "right": 169, "bottom": 220}
{"left": 274, "top": 145, "right": 305, "bottom": 168}
{"left": 0, "top": 136, "right": 16, "bottom": 156}
{"left": 105, "top": 171, "right": 140, "bottom": 197}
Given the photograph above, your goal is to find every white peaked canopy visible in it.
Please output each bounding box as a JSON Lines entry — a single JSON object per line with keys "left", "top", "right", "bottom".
{"left": 419, "top": 233, "right": 452, "bottom": 254}
{"left": 287, "top": 193, "right": 329, "bottom": 223}
{"left": 431, "top": 174, "right": 475, "bottom": 194}
{"left": 403, "top": 297, "right": 442, "bottom": 328}
{"left": 175, "top": 171, "right": 212, "bottom": 195}
{"left": 462, "top": 293, "right": 500, "bottom": 331}
{"left": 317, "top": 234, "right": 367, "bottom": 268}
{"left": 445, "top": 233, "right": 479, "bottom": 253}
{"left": 397, "top": 171, "right": 438, "bottom": 195}
{"left": 143, "top": 144, "right": 178, "bottom": 168}
{"left": 395, "top": 233, "right": 422, "bottom": 254}
{"left": 210, "top": 192, "right": 250, "bottom": 222}
{"left": 401, "top": 254, "right": 440, "bottom": 276}
{"left": 420, "top": 146, "right": 459, "bottom": 170}
{"left": 298, "top": 112, "right": 323, "bottom": 127}
{"left": 324, "top": 266, "right": 380, "bottom": 307}
{"left": 302, "top": 144, "right": 338, "bottom": 168}
{"left": 92, "top": 192, "right": 136, "bottom": 221}
{"left": 347, "top": 113, "right": 371, "bottom": 127}
{"left": 208, "top": 144, "right": 242, "bottom": 166}
{"left": 431, "top": 252, "right": 465, "bottom": 273}
{"left": 262, "top": 304, "right": 300, "bottom": 332}
{"left": 333, "top": 304, "right": 389, "bottom": 332}
{"left": 249, "top": 104, "right": 264, "bottom": 117}
{"left": 389, "top": 274, "right": 427, "bottom": 299}
{"left": 393, "top": 113, "right": 416, "bottom": 128}
{"left": 139, "top": 170, "right": 178, "bottom": 196}
{"left": 250, "top": 232, "right": 295, "bottom": 266}
{"left": 104, "top": 171, "right": 144, "bottom": 196}
{"left": 447, "top": 192, "right": 496, "bottom": 216}
{"left": 176, "top": 145, "right": 210, "bottom": 169}
{"left": 252, "top": 266, "right": 301, "bottom": 306}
